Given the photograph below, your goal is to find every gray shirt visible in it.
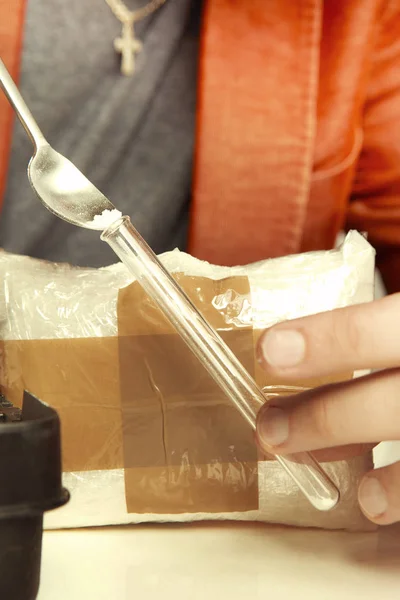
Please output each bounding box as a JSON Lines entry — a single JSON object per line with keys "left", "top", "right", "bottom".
{"left": 1, "top": 0, "right": 200, "bottom": 267}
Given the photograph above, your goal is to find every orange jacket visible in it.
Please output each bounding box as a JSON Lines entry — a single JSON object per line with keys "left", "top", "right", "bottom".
{"left": 2, "top": 1, "right": 400, "bottom": 292}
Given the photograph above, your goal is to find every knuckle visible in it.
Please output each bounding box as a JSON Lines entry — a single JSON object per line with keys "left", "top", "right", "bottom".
{"left": 311, "top": 391, "right": 340, "bottom": 443}
{"left": 333, "top": 308, "right": 366, "bottom": 359}
{"left": 381, "top": 369, "right": 400, "bottom": 433}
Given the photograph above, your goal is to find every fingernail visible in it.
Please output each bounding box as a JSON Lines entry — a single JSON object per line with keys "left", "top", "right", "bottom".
{"left": 258, "top": 407, "right": 289, "bottom": 447}
{"left": 260, "top": 329, "right": 305, "bottom": 369}
{"left": 358, "top": 477, "right": 388, "bottom": 518}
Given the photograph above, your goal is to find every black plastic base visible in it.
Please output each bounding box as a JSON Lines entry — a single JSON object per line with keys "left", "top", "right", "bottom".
{"left": 0, "top": 392, "right": 69, "bottom": 600}
{"left": 0, "top": 516, "right": 43, "bottom": 600}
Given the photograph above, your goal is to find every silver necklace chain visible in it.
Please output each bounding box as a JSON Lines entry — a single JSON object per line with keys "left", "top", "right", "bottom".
{"left": 104, "top": 0, "right": 167, "bottom": 76}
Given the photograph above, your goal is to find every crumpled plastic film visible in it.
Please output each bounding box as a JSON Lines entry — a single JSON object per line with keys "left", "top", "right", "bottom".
{"left": 0, "top": 231, "right": 376, "bottom": 531}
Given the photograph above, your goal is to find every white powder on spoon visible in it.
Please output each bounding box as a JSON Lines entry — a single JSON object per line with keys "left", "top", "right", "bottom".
{"left": 90, "top": 208, "right": 122, "bottom": 229}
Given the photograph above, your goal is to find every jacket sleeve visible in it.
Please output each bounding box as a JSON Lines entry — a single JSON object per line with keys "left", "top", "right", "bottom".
{"left": 347, "top": 1, "right": 400, "bottom": 293}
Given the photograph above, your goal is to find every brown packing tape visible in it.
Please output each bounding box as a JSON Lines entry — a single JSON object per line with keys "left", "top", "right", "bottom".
{"left": 0, "top": 337, "right": 124, "bottom": 472}
{"left": 117, "top": 273, "right": 357, "bottom": 515}
{"left": 0, "top": 276, "right": 259, "bottom": 488}
{"left": 117, "top": 274, "right": 259, "bottom": 514}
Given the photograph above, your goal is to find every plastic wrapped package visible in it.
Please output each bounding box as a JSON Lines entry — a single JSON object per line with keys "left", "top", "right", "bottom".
{"left": 0, "top": 231, "right": 376, "bottom": 531}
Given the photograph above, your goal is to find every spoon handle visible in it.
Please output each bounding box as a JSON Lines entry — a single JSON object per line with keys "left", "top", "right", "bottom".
{"left": 0, "top": 58, "right": 47, "bottom": 150}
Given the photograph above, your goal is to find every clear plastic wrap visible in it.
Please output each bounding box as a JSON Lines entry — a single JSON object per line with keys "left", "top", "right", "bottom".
{"left": 0, "top": 231, "right": 376, "bottom": 531}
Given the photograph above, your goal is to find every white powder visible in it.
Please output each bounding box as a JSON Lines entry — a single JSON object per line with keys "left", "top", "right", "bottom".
{"left": 91, "top": 208, "right": 122, "bottom": 229}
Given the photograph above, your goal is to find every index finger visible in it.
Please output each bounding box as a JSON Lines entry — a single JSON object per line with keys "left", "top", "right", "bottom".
{"left": 257, "top": 293, "right": 400, "bottom": 379}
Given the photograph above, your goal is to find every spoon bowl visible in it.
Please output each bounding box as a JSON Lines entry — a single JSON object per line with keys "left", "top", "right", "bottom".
{"left": 29, "top": 144, "right": 115, "bottom": 231}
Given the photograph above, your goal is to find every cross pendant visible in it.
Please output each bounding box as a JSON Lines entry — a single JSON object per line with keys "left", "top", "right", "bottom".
{"left": 114, "top": 20, "right": 142, "bottom": 77}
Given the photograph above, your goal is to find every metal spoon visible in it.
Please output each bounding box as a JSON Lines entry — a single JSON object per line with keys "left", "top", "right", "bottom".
{"left": 0, "top": 58, "right": 114, "bottom": 230}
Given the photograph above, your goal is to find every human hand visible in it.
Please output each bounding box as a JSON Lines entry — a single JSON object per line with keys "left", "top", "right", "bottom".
{"left": 256, "top": 294, "right": 400, "bottom": 525}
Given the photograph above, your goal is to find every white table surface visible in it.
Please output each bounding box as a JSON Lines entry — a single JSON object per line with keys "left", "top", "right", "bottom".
{"left": 38, "top": 521, "right": 400, "bottom": 599}
{"left": 37, "top": 441, "right": 400, "bottom": 599}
